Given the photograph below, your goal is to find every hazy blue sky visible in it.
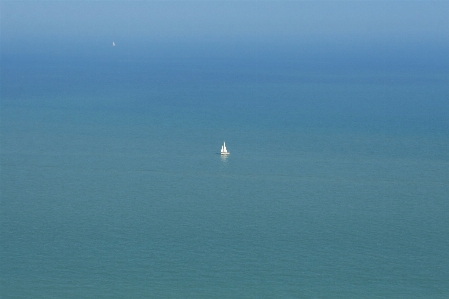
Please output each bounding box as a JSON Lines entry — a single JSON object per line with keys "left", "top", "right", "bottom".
{"left": 2, "top": 1, "right": 448, "bottom": 42}
{"left": 1, "top": 1, "right": 448, "bottom": 69}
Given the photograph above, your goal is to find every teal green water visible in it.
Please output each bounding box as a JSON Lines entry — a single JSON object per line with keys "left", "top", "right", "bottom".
{"left": 1, "top": 61, "right": 448, "bottom": 298}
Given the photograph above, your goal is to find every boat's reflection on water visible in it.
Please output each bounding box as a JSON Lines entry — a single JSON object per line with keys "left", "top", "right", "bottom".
{"left": 220, "top": 154, "right": 229, "bottom": 162}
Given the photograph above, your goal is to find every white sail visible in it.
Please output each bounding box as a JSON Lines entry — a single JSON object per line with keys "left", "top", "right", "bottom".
{"left": 220, "top": 142, "right": 229, "bottom": 155}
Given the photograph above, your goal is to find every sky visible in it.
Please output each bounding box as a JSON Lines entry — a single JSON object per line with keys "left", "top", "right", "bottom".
{"left": 2, "top": 1, "right": 448, "bottom": 42}
{"left": 1, "top": 1, "right": 449, "bottom": 70}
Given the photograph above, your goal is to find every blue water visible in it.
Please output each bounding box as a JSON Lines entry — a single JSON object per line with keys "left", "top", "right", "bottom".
{"left": 1, "top": 50, "right": 449, "bottom": 299}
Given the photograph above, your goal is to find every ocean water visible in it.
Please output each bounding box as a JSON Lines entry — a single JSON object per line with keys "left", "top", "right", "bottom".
{"left": 1, "top": 52, "right": 449, "bottom": 299}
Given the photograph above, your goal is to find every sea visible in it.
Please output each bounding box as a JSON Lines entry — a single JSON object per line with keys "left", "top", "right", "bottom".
{"left": 1, "top": 43, "right": 448, "bottom": 299}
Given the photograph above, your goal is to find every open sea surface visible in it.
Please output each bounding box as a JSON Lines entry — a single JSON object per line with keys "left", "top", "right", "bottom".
{"left": 1, "top": 50, "right": 448, "bottom": 299}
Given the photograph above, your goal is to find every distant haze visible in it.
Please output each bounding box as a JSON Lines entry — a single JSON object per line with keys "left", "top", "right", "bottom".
{"left": 1, "top": 1, "right": 448, "bottom": 70}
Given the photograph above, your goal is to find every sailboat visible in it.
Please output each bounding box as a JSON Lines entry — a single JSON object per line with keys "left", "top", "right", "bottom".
{"left": 220, "top": 142, "right": 230, "bottom": 155}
